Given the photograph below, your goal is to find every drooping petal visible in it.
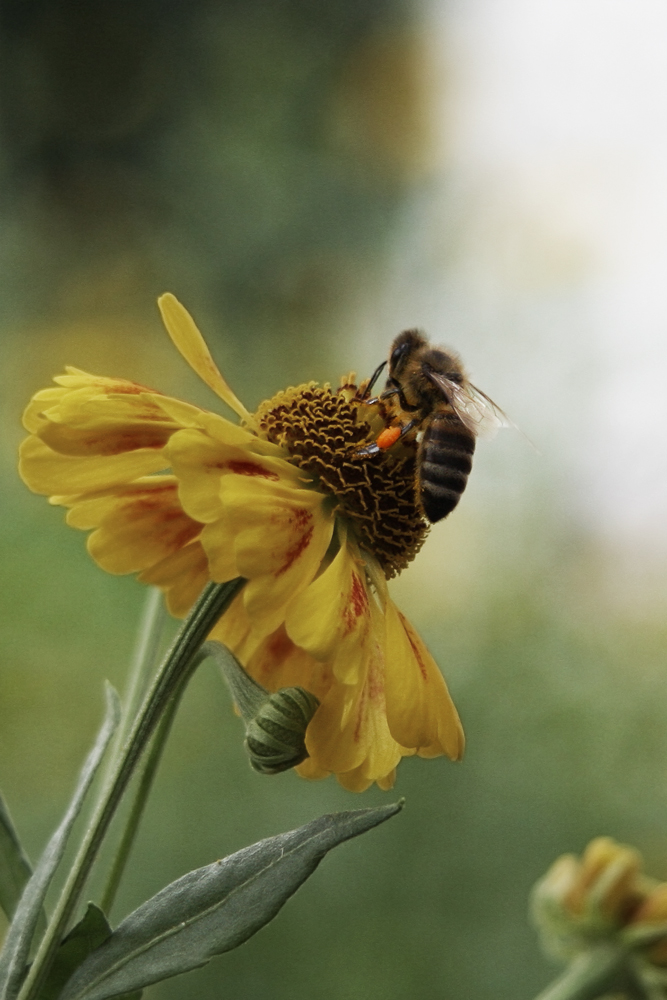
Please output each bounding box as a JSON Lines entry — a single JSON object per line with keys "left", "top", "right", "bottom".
{"left": 247, "top": 627, "right": 329, "bottom": 699}
{"left": 209, "top": 476, "right": 334, "bottom": 636}
{"left": 19, "top": 436, "right": 168, "bottom": 495}
{"left": 138, "top": 540, "right": 211, "bottom": 618}
{"left": 304, "top": 624, "right": 406, "bottom": 787}
{"left": 60, "top": 477, "right": 202, "bottom": 575}
{"left": 158, "top": 294, "right": 250, "bottom": 421}
{"left": 384, "top": 602, "right": 465, "bottom": 761}
{"left": 285, "top": 540, "right": 375, "bottom": 686}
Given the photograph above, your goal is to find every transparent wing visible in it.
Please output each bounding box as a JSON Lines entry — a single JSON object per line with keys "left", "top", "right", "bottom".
{"left": 426, "top": 371, "right": 508, "bottom": 438}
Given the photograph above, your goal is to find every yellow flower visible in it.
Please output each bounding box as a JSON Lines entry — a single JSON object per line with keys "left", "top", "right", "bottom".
{"left": 19, "top": 294, "right": 464, "bottom": 791}
{"left": 531, "top": 837, "right": 651, "bottom": 960}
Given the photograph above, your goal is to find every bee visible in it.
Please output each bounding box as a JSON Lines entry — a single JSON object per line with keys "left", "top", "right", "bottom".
{"left": 358, "top": 329, "right": 506, "bottom": 523}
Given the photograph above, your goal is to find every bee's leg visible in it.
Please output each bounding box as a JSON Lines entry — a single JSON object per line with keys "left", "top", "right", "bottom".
{"left": 395, "top": 418, "right": 418, "bottom": 438}
{"left": 355, "top": 417, "right": 419, "bottom": 457}
{"left": 380, "top": 384, "right": 419, "bottom": 412}
{"left": 355, "top": 440, "right": 382, "bottom": 457}
{"left": 357, "top": 360, "right": 387, "bottom": 401}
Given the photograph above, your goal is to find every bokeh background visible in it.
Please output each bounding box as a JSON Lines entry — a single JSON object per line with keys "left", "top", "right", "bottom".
{"left": 1, "top": 1, "right": 667, "bottom": 997}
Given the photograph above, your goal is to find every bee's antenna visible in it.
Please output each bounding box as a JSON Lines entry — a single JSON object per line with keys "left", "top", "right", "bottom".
{"left": 359, "top": 359, "right": 387, "bottom": 400}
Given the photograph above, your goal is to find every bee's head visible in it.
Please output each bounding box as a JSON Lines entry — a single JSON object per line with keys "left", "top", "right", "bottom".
{"left": 387, "top": 329, "right": 427, "bottom": 379}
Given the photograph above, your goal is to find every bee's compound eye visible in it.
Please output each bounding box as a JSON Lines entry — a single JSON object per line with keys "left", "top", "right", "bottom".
{"left": 391, "top": 342, "right": 410, "bottom": 370}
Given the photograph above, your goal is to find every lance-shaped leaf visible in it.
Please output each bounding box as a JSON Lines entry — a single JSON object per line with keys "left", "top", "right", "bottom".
{"left": 0, "top": 685, "right": 120, "bottom": 1000}
{"left": 35, "top": 905, "right": 141, "bottom": 1000}
{"left": 58, "top": 802, "right": 403, "bottom": 1000}
{"left": 0, "top": 793, "right": 34, "bottom": 923}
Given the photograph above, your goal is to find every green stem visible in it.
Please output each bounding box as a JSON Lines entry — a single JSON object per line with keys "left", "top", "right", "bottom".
{"left": 17, "top": 578, "right": 245, "bottom": 1000}
{"left": 98, "top": 588, "right": 169, "bottom": 916}
{"left": 99, "top": 690, "right": 180, "bottom": 918}
{"left": 120, "top": 587, "right": 167, "bottom": 741}
{"left": 533, "top": 947, "right": 628, "bottom": 1000}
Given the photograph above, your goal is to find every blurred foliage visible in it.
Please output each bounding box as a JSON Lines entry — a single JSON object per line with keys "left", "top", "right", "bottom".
{"left": 1, "top": 2, "right": 667, "bottom": 1000}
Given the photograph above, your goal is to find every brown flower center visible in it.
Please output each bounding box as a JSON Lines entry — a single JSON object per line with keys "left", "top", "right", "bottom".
{"left": 252, "top": 378, "right": 428, "bottom": 578}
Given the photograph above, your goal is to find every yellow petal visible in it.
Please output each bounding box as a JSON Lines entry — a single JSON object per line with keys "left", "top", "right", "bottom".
{"left": 243, "top": 626, "right": 330, "bottom": 700}
{"left": 23, "top": 388, "right": 68, "bottom": 433}
{"left": 167, "top": 427, "right": 301, "bottom": 525}
{"left": 305, "top": 642, "right": 404, "bottom": 782}
{"left": 56, "top": 369, "right": 160, "bottom": 392}
{"left": 19, "top": 436, "right": 168, "bottom": 495}
{"left": 211, "top": 476, "right": 334, "bottom": 636}
{"left": 138, "top": 540, "right": 211, "bottom": 618}
{"left": 158, "top": 294, "right": 250, "bottom": 421}
{"left": 285, "top": 542, "right": 374, "bottom": 685}
{"left": 384, "top": 602, "right": 464, "bottom": 761}
{"left": 295, "top": 757, "right": 330, "bottom": 781}
{"left": 72, "top": 478, "right": 201, "bottom": 575}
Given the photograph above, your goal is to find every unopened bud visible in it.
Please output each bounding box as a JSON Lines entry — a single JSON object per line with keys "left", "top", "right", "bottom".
{"left": 245, "top": 687, "right": 320, "bottom": 775}
{"left": 201, "top": 640, "right": 320, "bottom": 776}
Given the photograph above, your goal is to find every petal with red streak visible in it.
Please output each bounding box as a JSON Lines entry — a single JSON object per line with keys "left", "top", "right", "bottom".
{"left": 168, "top": 427, "right": 301, "bottom": 525}
{"left": 384, "top": 601, "right": 465, "bottom": 761}
{"left": 285, "top": 542, "right": 374, "bottom": 686}
{"left": 210, "top": 476, "right": 334, "bottom": 636}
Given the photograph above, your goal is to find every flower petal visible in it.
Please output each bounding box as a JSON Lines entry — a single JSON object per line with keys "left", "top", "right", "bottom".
{"left": 167, "top": 427, "right": 302, "bottom": 524}
{"left": 23, "top": 388, "right": 68, "bottom": 433}
{"left": 60, "top": 477, "right": 202, "bottom": 575}
{"left": 285, "top": 541, "right": 375, "bottom": 685}
{"left": 158, "top": 294, "right": 250, "bottom": 421}
{"left": 19, "top": 436, "right": 168, "bottom": 495}
{"left": 138, "top": 540, "right": 211, "bottom": 617}
{"left": 384, "top": 602, "right": 465, "bottom": 761}
{"left": 304, "top": 635, "right": 404, "bottom": 785}
{"left": 209, "top": 477, "right": 334, "bottom": 636}
{"left": 243, "top": 626, "right": 330, "bottom": 700}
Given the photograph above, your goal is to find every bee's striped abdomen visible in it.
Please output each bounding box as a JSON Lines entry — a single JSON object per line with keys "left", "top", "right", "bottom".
{"left": 418, "top": 411, "right": 475, "bottom": 523}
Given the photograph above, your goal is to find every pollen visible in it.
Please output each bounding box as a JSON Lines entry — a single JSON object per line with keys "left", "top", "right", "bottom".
{"left": 252, "top": 380, "right": 428, "bottom": 577}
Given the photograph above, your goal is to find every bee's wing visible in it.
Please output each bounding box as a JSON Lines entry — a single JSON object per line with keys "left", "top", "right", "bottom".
{"left": 427, "top": 371, "right": 508, "bottom": 438}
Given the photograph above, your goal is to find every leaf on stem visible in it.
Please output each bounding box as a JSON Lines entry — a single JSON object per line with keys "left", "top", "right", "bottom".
{"left": 58, "top": 802, "right": 404, "bottom": 1000}
{"left": 0, "top": 685, "right": 121, "bottom": 1000}
{"left": 34, "top": 905, "right": 141, "bottom": 1000}
{"left": 0, "top": 794, "right": 34, "bottom": 923}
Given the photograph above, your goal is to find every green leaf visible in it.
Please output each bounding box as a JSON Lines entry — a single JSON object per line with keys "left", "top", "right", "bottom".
{"left": 0, "top": 793, "right": 34, "bottom": 923}
{"left": 35, "top": 906, "right": 111, "bottom": 1000}
{"left": 58, "top": 802, "right": 403, "bottom": 1000}
{"left": 0, "top": 685, "right": 120, "bottom": 1000}
{"left": 33, "top": 903, "right": 142, "bottom": 1000}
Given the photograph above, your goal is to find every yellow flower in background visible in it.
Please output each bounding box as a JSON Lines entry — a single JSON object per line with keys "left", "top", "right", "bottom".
{"left": 19, "top": 294, "right": 464, "bottom": 791}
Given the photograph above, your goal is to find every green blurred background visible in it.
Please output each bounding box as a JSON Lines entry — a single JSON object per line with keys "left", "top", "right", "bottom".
{"left": 2, "top": 1, "right": 667, "bottom": 997}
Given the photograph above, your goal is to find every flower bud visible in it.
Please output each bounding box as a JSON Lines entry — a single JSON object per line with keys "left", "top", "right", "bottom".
{"left": 202, "top": 640, "right": 320, "bottom": 775}
{"left": 531, "top": 838, "right": 644, "bottom": 960}
{"left": 245, "top": 687, "right": 320, "bottom": 775}
{"left": 627, "top": 883, "right": 667, "bottom": 966}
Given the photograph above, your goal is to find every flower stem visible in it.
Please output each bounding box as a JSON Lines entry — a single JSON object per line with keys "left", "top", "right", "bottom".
{"left": 120, "top": 587, "right": 168, "bottom": 741}
{"left": 98, "top": 587, "right": 169, "bottom": 916}
{"left": 99, "top": 689, "right": 180, "bottom": 918}
{"left": 533, "top": 947, "right": 628, "bottom": 1000}
{"left": 17, "top": 578, "right": 245, "bottom": 1000}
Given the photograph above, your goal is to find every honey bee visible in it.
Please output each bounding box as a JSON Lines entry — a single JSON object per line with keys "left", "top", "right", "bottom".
{"left": 358, "top": 329, "right": 506, "bottom": 523}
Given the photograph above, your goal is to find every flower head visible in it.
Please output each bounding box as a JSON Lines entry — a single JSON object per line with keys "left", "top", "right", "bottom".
{"left": 531, "top": 836, "right": 667, "bottom": 974}
{"left": 19, "top": 294, "right": 464, "bottom": 791}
